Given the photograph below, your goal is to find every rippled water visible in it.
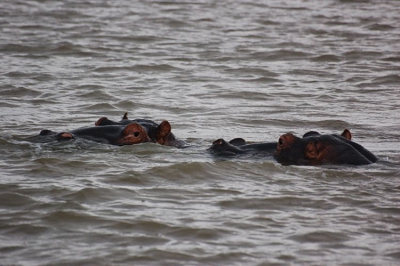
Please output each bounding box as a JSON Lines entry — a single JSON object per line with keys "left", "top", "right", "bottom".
{"left": 1, "top": 0, "right": 400, "bottom": 265}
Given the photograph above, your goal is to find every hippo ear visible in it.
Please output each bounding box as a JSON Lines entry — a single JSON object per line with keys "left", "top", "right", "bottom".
{"left": 156, "top": 120, "right": 172, "bottom": 144}
{"left": 305, "top": 141, "right": 319, "bottom": 160}
{"left": 122, "top": 112, "right": 128, "bottom": 120}
{"left": 277, "top": 133, "right": 296, "bottom": 149}
{"left": 95, "top": 117, "right": 108, "bottom": 126}
{"left": 341, "top": 129, "right": 352, "bottom": 140}
{"left": 213, "top": 139, "right": 226, "bottom": 145}
{"left": 118, "top": 123, "right": 150, "bottom": 145}
{"left": 229, "top": 138, "right": 246, "bottom": 146}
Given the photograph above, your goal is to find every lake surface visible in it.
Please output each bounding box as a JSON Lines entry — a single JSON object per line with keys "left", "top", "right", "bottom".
{"left": 1, "top": 0, "right": 400, "bottom": 265}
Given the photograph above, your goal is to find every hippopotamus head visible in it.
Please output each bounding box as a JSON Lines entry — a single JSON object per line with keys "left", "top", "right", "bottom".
{"left": 41, "top": 123, "right": 151, "bottom": 146}
{"left": 95, "top": 113, "right": 186, "bottom": 147}
{"left": 274, "top": 129, "right": 376, "bottom": 165}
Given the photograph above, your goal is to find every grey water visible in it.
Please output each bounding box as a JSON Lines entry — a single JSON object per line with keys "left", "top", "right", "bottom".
{"left": 1, "top": 0, "right": 400, "bottom": 265}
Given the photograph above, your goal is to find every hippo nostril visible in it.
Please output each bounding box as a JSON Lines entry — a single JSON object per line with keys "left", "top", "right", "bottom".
{"left": 133, "top": 132, "right": 140, "bottom": 137}
{"left": 279, "top": 138, "right": 284, "bottom": 146}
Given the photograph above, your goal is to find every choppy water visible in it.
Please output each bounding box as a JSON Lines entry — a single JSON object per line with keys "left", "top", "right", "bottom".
{"left": 1, "top": 0, "right": 400, "bottom": 265}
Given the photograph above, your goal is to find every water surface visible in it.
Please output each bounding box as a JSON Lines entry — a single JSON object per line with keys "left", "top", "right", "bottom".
{"left": 1, "top": 0, "right": 400, "bottom": 265}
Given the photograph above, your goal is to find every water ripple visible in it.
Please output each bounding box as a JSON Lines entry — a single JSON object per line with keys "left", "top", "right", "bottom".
{"left": 0, "top": 0, "right": 399, "bottom": 265}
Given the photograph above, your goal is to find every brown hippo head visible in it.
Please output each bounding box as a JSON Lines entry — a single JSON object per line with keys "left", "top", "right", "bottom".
{"left": 274, "top": 129, "right": 376, "bottom": 165}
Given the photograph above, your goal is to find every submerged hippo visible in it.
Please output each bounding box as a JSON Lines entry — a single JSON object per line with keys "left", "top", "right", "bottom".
{"left": 209, "top": 129, "right": 376, "bottom": 165}
{"left": 39, "top": 123, "right": 150, "bottom": 146}
{"left": 208, "top": 138, "right": 276, "bottom": 157}
{"left": 95, "top": 113, "right": 186, "bottom": 148}
{"left": 208, "top": 129, "right": 350, "bottom": 157}
{"left": 274, "top": 129, "right": 377, "bottom": 165}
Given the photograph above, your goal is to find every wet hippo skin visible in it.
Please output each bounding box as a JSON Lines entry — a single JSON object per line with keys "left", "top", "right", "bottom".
{"left": 274, "top": 129, "right": 377, "bottom": 165}
{"left": 208, "top": 130, "right": 350, "bottom": 157}
{"left": 209, "top": 129, "right": 377, "bottom": 165}
{"left": 39, "top": 123, "right": 150, "bottom": 146}
{"left": 95, "top": 113, "right": 186, "bottom": 148}
{"left": 208, "top": 138, "right": 277, "bottom": 157}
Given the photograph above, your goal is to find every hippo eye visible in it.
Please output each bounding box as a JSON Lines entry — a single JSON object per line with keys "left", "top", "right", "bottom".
{"left": 133, "top": 132, "right": 140, "bottom": 137}
{"left": 278, "top": 137, "right": 284, "bottom": 146}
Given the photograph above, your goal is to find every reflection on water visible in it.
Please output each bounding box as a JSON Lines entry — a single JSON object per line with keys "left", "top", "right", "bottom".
{"left": 1, "top": 0, "right": 400, "bottom": 265}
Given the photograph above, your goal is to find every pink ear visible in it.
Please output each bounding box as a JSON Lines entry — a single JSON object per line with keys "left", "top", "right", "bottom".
{"left": 341, "top": 129, "right": 352, "bottom": 140}
{"left": 156, "top": 120, "right": 172, "bottom": 144}
{"left": 95, "top": 117, "right": 108, "bottom": 126}
{"left": 213, "top": 139, "right": 224, "bottom": 145}
{"left": 159, "top": 120, "right": 171, "bottom": 133}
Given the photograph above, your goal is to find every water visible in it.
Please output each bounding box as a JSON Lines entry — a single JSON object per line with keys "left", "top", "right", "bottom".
{"left": 1, "top": 0, "right": 400, "bottom": 265}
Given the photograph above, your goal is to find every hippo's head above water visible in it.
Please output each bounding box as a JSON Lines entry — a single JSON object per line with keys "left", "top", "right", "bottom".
{"left": 274, "top": 129, "right": 377, "bottom": 165}
{"left": 40, "top": 123, "right": 151, "bottom": 146}
{"left": 95, "top": 112, "right": 186, "bottom": 148}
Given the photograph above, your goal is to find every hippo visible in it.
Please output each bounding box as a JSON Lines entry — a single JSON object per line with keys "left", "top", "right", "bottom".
{"left": 208, "top": 130, "right": 348, "bottom": 157}
{"left": 208, "top": 129, "right": 371, "bottom": 163}
{"left": 274, "top": 129, "right": 377, "bottom": 165}
{"left": 39, "top": 123, "right": 150, "bottom": 146}
{"left": 208, "top": 138, "right": 277, "bottom": 157}
{"left": 95, "top": 113, "right": 186, "bottom": 148}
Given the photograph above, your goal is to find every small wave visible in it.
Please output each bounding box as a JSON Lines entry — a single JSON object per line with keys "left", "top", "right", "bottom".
{"left": 382, "top": 56, "right": 400, "bottom": 62}
{"left": 146, "top": 17, "right": 192, "bottom": 28}
{"left": 256, "top": 19, "right": 280, "bottom": 26}
{"left": 114, "top": 100, "right": 138, "bottom": 110}
{"left": 249, "top": 50, "right": 313, "bottom": 61}
{"left": 342, "top": 50, "right": 383, "bottom": 60}
{"left": 0, "top": 43, "right": 39, "bottom": 53}
{"left": 84, "top": 103, "right": 118, "bottom": 111}
{"left": 387, "top": 251, "right": 400, "bottom": 260}
{"left": 135, "top": 161, "right": 222, "bottom": 183}
{"left": 76, "top": 84, "right": 107, "bottom": 90}
{"left": 78, "top": 90, "right": 118, "bottom": 101}
{"left": 372, "top": 74, "right": 400, "bottom": 84}
{"left": 5, "top": 71, "right": 55, "bottom": 82}
{"left": 110, "top": 35, "right": 170, "bottom": 44}
{"left": 165, "top": 226, "right": 229, "bottom": 241}
{"left": 357, "top": 74, "right": 400, "bottom": 87}
{"left": 47, "top": 42, "right": 100, "bottom": 57}
{"left": 289, "top": 231, "right": 352, "bottom": 243}
{"left": 0, "top": 42, "right": 99, "bottom": 57}
{"left": 0, "top": 192, "right": 36, "bottom": 206}
{"left": 62, "top": 187, "right": 138, "bottom": 204}
{"left": 125, "top": 220, "right": 173, "bottom": 233}
{"left": 218, "top": 196, "right": 337, "bottom": 211}
{"left": 1, "top": 85, "right": 42, "bottom": 97}
{"left": 367, "top": 23, "right": 396, "bottom": 31}
{"left": 42, "top": 209, "right": 107, "bottom": 227}
{"left": 240, "top": 77, "right": 280, "bottom": 83}
{"left": 0, "top": 102, "right": 19, "bottom": 108}
{"left": 93, "top": 64, "right": 181, "bottom": 73}
{"left": 223, "top": 67, "right": 279, "bottom": 77}
{"left": 311, "top": 54, "right": 341, "bottom": 62}
{"left": 135, "top": 249, "right": 197, "bottom": 263}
